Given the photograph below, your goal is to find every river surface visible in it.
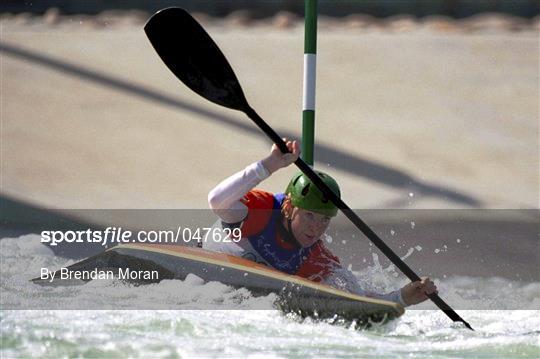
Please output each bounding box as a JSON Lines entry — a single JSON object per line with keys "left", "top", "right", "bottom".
{"left": 1, "top": 234, "right": 539, "bottom": 358}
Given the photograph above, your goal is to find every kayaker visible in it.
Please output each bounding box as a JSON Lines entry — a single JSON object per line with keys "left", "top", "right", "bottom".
{"left": 207, "top": 139, "right": 437, "bottom": 307}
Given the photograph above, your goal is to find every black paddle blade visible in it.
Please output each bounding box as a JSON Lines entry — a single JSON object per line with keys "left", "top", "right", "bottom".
{"left": 144, "top": 8, "right": 249, "bottom": 112}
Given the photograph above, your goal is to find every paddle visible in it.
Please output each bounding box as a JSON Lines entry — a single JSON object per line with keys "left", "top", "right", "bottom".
{"left": 144, "top": 7, "right": 473, "bottom": 331}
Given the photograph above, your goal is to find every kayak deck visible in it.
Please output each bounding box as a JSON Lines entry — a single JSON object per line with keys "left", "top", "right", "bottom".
{"left": 33, "top": 243, "right": 404, "bottom": 324}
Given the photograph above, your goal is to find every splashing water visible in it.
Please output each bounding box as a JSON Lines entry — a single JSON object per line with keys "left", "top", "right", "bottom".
{"left": 1, "top": 234, "right": 539, "bottom": 358}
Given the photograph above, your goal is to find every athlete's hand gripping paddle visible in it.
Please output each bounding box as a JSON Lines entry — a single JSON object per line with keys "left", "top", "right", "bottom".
{"left": 144, "top": 7, "right": 473, "bottom": 331}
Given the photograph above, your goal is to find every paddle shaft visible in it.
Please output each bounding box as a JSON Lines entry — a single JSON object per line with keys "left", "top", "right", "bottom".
{"left": 245, "top": 106, "right": 473, "bottom": 330}
{"left": 143, "top": 7, "right": 472, "bottom": 330}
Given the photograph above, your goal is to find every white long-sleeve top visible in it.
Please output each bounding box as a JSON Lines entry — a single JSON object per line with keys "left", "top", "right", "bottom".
{"left": 208, "top": 160, "right": 406, "bottom": 306}
{"left": 208, "top": 160, "right": 270, "bottom": 223}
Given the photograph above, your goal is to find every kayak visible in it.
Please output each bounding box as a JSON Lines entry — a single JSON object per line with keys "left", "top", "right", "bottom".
{"left": 33, "top": 243, "right": 404, "bottom": 324}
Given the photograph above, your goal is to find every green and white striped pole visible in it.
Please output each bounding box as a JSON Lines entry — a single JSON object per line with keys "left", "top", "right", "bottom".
{"left": 302, "top": 0, "right": 317, "bottom": 166}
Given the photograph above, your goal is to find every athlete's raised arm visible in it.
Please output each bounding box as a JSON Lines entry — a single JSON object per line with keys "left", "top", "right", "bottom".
{"left": 208, "top": 139, "right": 300, "bottom": 224}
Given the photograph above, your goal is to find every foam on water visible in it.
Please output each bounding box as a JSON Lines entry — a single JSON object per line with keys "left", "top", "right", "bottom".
{"left": 1, "top": 234, "right": 539, "bottom": 358}
{"left": 1, "top": 235, "right": 278, "bottom": 310}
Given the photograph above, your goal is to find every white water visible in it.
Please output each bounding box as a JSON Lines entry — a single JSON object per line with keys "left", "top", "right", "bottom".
{"left": 1, "top": 234, "right": 539, "bottom": 358}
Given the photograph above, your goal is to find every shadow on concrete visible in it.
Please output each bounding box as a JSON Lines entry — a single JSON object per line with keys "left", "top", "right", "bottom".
{"left": 0, "top": 194, "right": 107, "bottom": 257}
{"left": 1, "top": 41, "right": 481, "bottom": 207}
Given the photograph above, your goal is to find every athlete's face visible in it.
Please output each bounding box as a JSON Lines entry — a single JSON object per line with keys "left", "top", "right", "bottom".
{"left": 288, "top": 207, "right": 332, "bottom": 248}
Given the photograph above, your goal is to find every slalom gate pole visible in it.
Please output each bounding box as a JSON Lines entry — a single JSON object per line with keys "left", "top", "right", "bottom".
{"left": 302, "top": 0, "right": 317, "bottom": 166}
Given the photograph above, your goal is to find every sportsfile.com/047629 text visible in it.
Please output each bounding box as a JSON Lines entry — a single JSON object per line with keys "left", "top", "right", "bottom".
{"left": 40, "top": 227, "right": 242, "bottom": 247}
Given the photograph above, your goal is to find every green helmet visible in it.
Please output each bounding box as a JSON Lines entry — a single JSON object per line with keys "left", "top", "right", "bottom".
{"left": 285, "top": 171, "right": 341, "bottom": 217}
